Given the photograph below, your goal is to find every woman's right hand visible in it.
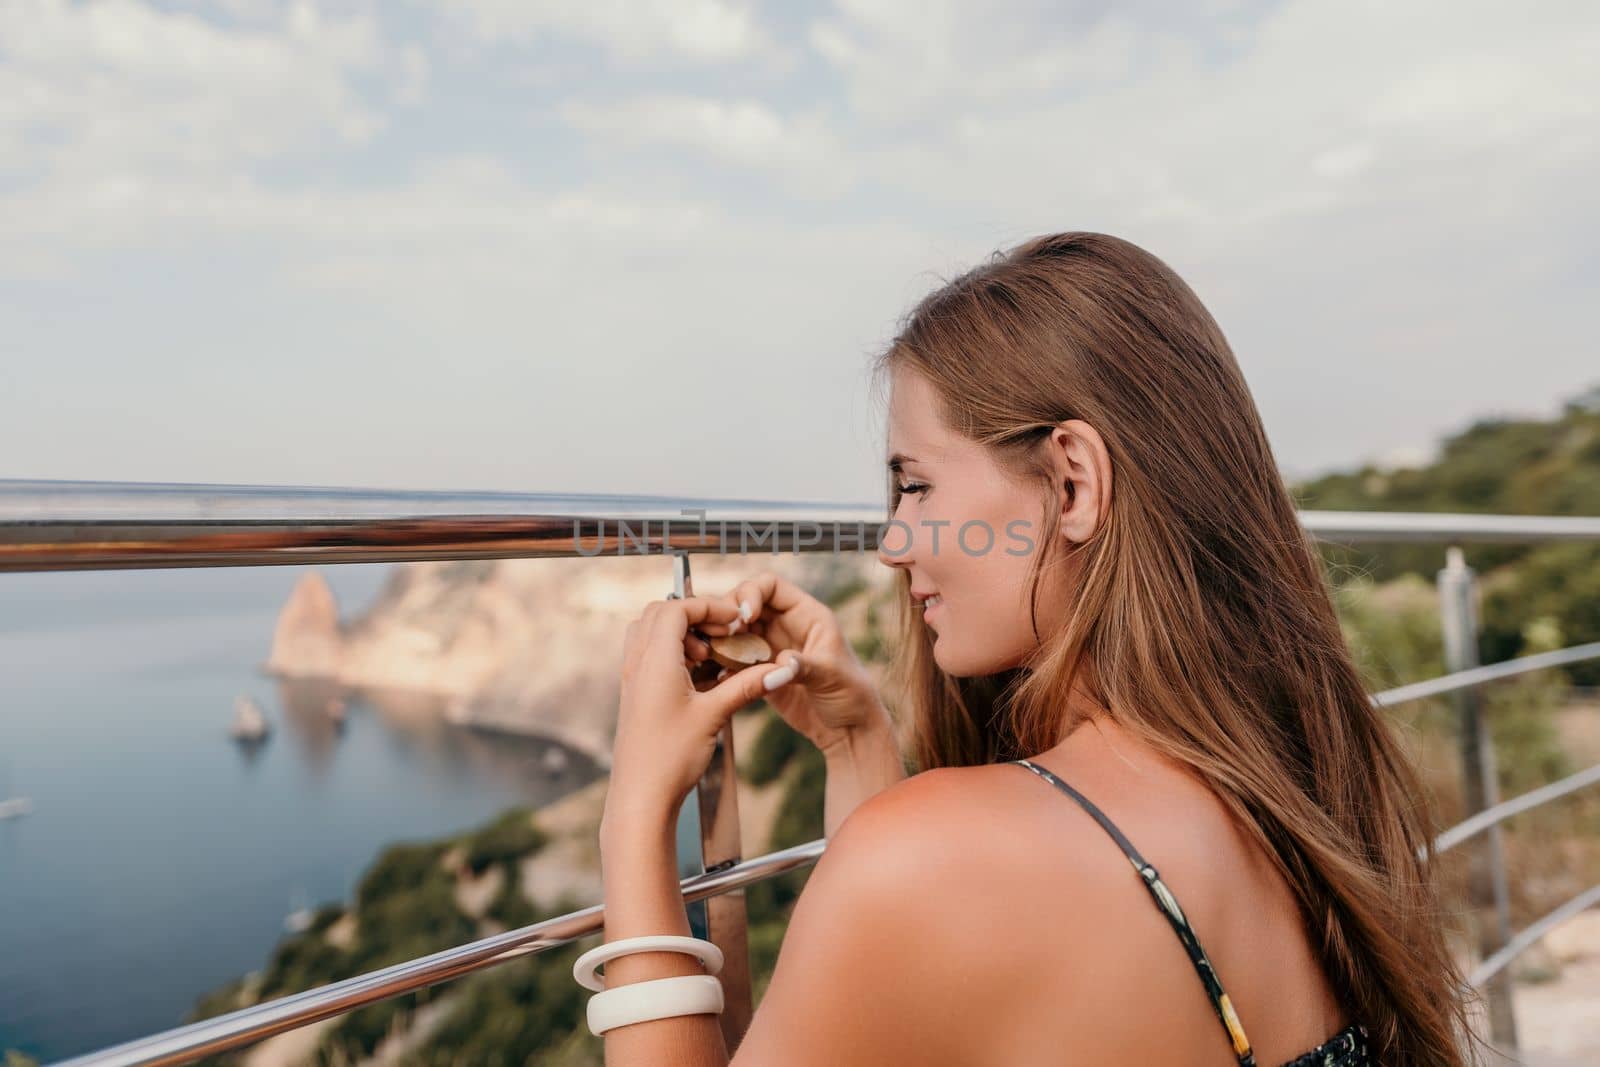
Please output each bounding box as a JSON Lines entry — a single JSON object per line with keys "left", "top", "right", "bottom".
{"left": 686, "top": 570, "right": 888, "bottom": 755}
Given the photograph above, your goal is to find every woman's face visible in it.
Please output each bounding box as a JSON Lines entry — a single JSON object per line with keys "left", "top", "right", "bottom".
{"left": 874, "top": 369, "right": 1076, "bottom": 677}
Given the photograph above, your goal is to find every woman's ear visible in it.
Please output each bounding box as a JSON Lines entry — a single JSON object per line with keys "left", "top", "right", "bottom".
{"left": 1049, "top": 419, "right": 1110, "bottom": 543}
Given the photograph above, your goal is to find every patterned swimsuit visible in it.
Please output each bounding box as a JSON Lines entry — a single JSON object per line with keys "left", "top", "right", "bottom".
{"left": 1010, "top": 759, "right": 1375, "bottom": 1066}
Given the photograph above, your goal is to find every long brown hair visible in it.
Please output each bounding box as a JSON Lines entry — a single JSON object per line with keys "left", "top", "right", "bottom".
{"left": 873, "top": 232, "right": 1474, "bottom": 1066}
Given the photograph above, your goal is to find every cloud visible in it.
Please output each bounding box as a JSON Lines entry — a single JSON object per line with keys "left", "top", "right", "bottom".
{"left": 784, "top": 0, "right": 1600, "bottom": 476}
{"left": 808, "top": 0, "right": 1196, "bottom": 123}
{"left": 561, "top": 95, "right": 852, "bottom": 196}
{"left": 0, "top": 0, "right": 400, "bottom": 182}
{"left": 441, "top": 0, "right": 772, "bottom": 63}
{"left": 0, "top": 0, "right": 1595, "bottom": 492}
{"left": 796, "top": 0, "right": 1600, "bottom": 240}
{"left": 0, "top": 0, "right": 430, "bottom": 276}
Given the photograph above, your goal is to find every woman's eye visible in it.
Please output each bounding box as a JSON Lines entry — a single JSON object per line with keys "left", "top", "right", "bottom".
{"left": 895, "top": 481, "right": 929, "bottom": 497}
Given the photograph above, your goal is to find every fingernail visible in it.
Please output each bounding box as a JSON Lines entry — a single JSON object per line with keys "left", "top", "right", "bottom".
{"left": 762, "top": 663, "right": 797, "bottom": 691}
{"left": 738, "top": 599, "right": 754, "bottom": 622}
{"left": 727, "top": 617, "right": 743, "bottom": 635}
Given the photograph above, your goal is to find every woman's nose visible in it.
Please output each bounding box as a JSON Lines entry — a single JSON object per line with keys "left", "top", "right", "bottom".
{"left": 875, "top": 519, "right": 915, "bottom": 570}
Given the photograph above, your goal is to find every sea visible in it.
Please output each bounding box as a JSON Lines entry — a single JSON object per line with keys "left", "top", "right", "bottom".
{"left": 0, "top": 564, "right": 604, "bottom": 1062}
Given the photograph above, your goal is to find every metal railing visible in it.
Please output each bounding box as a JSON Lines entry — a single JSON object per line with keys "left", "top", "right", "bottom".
{"left": 41, "top": 842, "right": 829, "bottom": 1067}
{"left": 4, "top": 480, "right": 1599, "bottom": 1065}
{"left": 6, "top": 479, "right": 1600, "bottom": 573}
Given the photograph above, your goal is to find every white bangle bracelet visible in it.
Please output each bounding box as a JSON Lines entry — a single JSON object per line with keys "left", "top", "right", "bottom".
{"left": 586, "top": 974, "right": 725, "bottom": 1036}
{"left": 573, "top": 935, "right": 724, "bottom": 992}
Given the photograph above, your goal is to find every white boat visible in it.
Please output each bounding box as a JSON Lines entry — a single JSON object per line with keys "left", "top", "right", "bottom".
{"left": 540, "top": 746, "right": 570, "bottom": 775}
{"left": 284, "top": 887, "right": 314, "bottom": 933}
{"left": 230, "top": 695, "right": 271, "bottom": 743}
{"left": 0, "top": 796, "right": 32, "bottom": 821}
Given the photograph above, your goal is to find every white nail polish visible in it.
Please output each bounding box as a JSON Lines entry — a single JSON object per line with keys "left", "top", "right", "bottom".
{"left": 762, "top": 664, "right": 797, "bottom": 691}
{"left": 727, "top": 617, "right": 742, "bottom": 635}
{"left": 739, "top": 600, "right": 754, "bottom": 623}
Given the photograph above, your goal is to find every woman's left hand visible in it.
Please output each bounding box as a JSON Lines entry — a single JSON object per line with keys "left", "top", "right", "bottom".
{"left": 601, "top": 594, "right": 798, "bottom": 837}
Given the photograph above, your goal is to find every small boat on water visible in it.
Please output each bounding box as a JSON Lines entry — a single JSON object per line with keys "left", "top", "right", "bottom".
{"left": 230, "top": 695, "right": 271, "bottom": 743}
{"left": 284, "top": 887, "right": 314, "bottom": 934}
{"left": 0, "top": 796, "right": 33, "bottom": 821}
{"left": 541, "top": 746, "right": 570, "bottom": 776}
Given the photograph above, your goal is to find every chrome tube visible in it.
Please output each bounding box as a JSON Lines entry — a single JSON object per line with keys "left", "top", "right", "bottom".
{"left": 670, "top": 550, "right": 755, "bottom": 1053}
{"left": 0, "top": 480, "right": 888, "bottom": 572}
{"left": 46, "top": 841, "right": 827, "bottom": 1067}
{"left": 1437, "top": 547, "right": 1516, "bottom": 1046}
{"left": 1373, "top": 642, "right": 1600, "bottom": 708}
{"left": 7, "top": 479, "right": 1600, "bottom": 572}
{"left": 1470, "top": 883, "right": 1600, "bottom": 988}
{"left": 1301, "top": 510, "right": 1600, "bottom": 544}
{"left": 1434, "top": 762, "right": 1600, "bottom": 854}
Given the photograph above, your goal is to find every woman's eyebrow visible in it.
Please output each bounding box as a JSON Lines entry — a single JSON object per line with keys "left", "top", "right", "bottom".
{"left": 887, "top": 452, "right": 919, "bottom": 472}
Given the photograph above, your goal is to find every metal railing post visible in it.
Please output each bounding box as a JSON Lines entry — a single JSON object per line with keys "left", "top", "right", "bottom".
{"left": 1437, "top": 546, "right": 1517, "bottom": 1048}
{"left": 669, "top": 551, "right": 754, "bottom": 1053}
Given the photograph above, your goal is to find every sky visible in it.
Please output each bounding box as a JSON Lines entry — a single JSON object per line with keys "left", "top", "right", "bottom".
{"left": 1, "top": 0, "right": 1596, "bottom": 506}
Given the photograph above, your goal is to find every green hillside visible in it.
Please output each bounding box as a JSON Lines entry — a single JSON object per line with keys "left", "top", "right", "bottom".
{"left": 1296, "top": 383, "right": 1600, "bottom": 683}
{"left": 185, "top": 697, "right": 848, "bottom": 1066}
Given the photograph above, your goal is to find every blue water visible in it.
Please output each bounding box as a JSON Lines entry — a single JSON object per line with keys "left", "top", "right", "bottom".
{"left": 0, "top": 565, "right": 604, "bottom": 1062}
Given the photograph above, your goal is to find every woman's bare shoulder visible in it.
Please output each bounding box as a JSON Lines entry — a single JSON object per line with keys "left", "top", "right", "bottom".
{"left": 827, "top": 763, "right": 1166, "bottom": 974}
{"left": 798, "top": 763, "right": 1199, "bottom": 1060}
{"left": 845, "top": 760, "right": 1176, "bottom": 868}
{"left": 832, "top": 761, "right": 1142, "bottom": 891}
{"left": 831, "top": 763, "right": 1122, "bottom": 885}
{"left": 756, "top": 765, "right": 1132, "bottom": 1061}
{"left": 799, "top": 739, "right": 1347, "bottom": 1063}
{"left": 735, "top": 766, "right": 1062, "bottom": 1066}
{"left": 819, "top": 766, "right": 1026, "bottom": 906}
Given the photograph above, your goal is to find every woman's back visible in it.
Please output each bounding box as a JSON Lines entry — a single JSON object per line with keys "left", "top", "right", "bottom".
{"left": 931, "top": 716, "right": 1360, "bottom": 1065}
{"left": 849, "top": 231, "right": 1469, "bottom": 1062}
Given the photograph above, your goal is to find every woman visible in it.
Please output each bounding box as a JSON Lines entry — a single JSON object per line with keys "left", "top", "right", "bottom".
{"left": 592, "top": 232, "right": 1475, "bottom": 1065}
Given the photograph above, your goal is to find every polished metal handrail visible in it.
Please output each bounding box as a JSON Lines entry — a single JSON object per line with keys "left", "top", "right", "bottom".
{"left": 47, "top": 842, "right": 828, "bottom": 1067}
{"left": 1376, "top": 632, "right": 1600, "bottom": 1005}
{"left": 1300, "top": 510, "right": 1600, "bottom": 543}
{"left": 1373, "top": 641, "right": 1600, "bottom": 708}
{"left": 0, "top": 480, "right": 885, "bottom": 572}
{"left": 1370, "top": 641, "right": 1600, "bottom": 857}
{"left": 7, "top": 478, "right": 1600, "bottom": 572}
{"left": 1471, "top": 883, "right": 1600, "bottom": 987}
{"left": 1434, "top": 763, "right": 1600, "bottom": 854}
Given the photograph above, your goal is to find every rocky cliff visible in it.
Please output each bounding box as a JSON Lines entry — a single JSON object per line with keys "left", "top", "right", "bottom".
{"left": 265, "top": 552, "right": 888, "bottom": 766}
{"left": 266, "top": 571, "right": 342, "bottom": 679}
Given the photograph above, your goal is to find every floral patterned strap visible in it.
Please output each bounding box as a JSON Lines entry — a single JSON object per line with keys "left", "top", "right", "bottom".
{"left": 1010, "top": 759, "right": 1258, "bottom": 1067}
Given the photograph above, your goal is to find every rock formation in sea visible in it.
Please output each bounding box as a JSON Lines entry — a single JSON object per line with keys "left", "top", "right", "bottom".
{"left": 266, "top": 571, "right": 342, "bottom": 679}
{"left": 265, "top": 552, "right": 889, "bottom": 766}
